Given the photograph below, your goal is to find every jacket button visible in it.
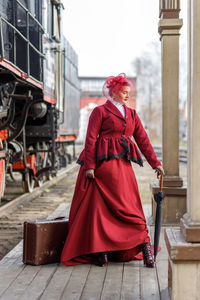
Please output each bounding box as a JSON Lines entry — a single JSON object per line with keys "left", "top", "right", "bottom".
{"left": 123, "top": 123, "right": 126, "bottom": 127}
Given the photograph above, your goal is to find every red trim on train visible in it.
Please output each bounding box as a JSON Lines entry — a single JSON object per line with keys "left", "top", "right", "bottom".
{"left": 0, "top": 59, "right": 43, "bottom": 90}
{"left": 24, "top": 76, "right": 43, "bottom": 89}
{"left": 0, "top": 59, "right": 21, "bottom": 77}
{"left": 0, "top": 130, "right": 8, "bottom": 141}
{"left": 12, "top": 155, "right": 36, "bottom": 175}
{"left": 43, "top": 88, "right": 55, "bottom": 97}
{"left": 56, "top": 135, "right": 77, "bottom": 142}
{"left": 43, "top": 94, "right": 56, "bottom": 104}
{"left": 0, "top": 59, "right": 58, "bottom": 104}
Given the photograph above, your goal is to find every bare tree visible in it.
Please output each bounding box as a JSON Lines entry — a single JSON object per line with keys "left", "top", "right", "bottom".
{"left": 132, "top": 42, "right": 162, "bottom": 142}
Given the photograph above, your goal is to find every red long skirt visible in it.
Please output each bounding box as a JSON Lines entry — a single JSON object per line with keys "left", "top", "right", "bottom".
{"left": 61, "top": 158, "right": 150, "bottom": 266}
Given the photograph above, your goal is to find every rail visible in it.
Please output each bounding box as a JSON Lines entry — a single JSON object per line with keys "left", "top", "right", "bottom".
{"left": 153, "top": 145, "right": 187, "bottom": 163}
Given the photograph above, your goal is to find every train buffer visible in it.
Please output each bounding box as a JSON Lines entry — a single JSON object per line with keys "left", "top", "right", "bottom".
{"left": 0, "top": 203, "right": 170, "bottom": 299}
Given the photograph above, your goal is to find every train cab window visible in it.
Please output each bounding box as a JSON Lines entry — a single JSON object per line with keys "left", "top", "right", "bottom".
{"left": 17, "top": 0, "right": 41, "bottom": 23}
{"left": 35, "top": 0, "right": 42, "bottom": 23}
{"left": 29, "top": 1, "right": 36, "bottom": 18}
{"left": 0, "top": 1, "right": 13, "bottom": 23}
{"left": 16, "top": 2, "right": 27, "bottom": 37}
{"left": 18, "top": 0, "right": 28, "bottom": 9}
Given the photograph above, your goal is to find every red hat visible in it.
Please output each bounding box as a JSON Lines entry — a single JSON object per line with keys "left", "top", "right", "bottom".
{"left": 102, "top": 73, "right": 136, "bottom": 98}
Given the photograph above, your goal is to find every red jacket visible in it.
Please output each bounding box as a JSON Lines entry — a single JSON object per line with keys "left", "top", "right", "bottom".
{"left": 78, "top": 100, "right": 161, "bottom": 170}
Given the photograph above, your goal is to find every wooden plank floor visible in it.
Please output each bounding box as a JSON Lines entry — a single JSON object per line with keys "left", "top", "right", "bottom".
{"left": 0, "top": 203, "right": 170, "bottom": 300}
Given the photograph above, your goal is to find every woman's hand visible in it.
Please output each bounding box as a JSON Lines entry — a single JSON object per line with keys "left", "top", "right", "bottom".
{"left": 154, "top": 165, "right": 165, "bottom": 179}
{"left": 86, "top": 169, "right": 95, "bottom": 179}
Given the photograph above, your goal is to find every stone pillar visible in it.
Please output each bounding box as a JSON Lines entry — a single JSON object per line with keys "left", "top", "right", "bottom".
{"left": 165, "top": 0, "right": 200, "bottom": 299}
{"left": 151, "top": 0, "right": 186, "bottom": 224}
{"left": 180, "top": 0, "right": 200, "bottom": 240}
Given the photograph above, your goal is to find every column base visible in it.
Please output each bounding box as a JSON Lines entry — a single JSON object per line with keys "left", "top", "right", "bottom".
{"left": 151, "top": 183, "right": 186, "bottom": 224}
{"left": 165, "top": 228, "right": 200, "bottom": 300}
{"left": 180, "top": 213, "right": 200, "bottom": 242}
{"left": 163, "top": 175, "right": 183, "bottom": 187}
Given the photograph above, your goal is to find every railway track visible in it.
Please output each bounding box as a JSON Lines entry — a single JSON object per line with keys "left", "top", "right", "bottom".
{"left": 154, "top": 146, "right": 187, "bottom": 163}
{"left": 0, "top": 163, "right": 79, "bottom": 260}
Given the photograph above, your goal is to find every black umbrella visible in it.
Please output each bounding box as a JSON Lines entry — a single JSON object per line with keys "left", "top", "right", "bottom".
{"left": 153, "top": 174, "right": 164, "bottom": 263}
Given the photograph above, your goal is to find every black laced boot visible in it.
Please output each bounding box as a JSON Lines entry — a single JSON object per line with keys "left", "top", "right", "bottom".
{"left": 96, "top": 252, "right": 108, "bottom": 267}
{"left": 141, "top": 242, "right": 155, "bottom": 268}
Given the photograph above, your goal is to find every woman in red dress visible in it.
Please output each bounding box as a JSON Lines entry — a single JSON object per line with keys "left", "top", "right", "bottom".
{"left": 61, "top": 73, "right": 165, "bottom": 268}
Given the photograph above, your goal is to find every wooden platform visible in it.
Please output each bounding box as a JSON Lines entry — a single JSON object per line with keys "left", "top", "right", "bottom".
{"left": 0, "top": 202, "right": 170, "bottom": 300}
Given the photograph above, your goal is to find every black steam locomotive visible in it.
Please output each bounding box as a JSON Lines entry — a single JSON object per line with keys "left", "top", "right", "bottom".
{"left": 0, "top": 0, "right": 80, "bottom": 200}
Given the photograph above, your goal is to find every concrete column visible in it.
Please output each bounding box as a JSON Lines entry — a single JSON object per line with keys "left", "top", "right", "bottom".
{"left": 151, "top": 0, "right": 186, "bottom": 224}
{"left": 165, "top": 1, "right": 200, "bottom": 299}
{"left": 161, "top": 22, "right": 180, "bottom": 184}
{"left": 159, "top": 8, "right": 183, "bottom": 186}
{"left": 180, "top": 0, "right": 200, "bottom": 240}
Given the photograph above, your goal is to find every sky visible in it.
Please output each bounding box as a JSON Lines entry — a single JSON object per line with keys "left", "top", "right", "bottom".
{"left": 62, "top": 0, "right": 187, "bottom": 78}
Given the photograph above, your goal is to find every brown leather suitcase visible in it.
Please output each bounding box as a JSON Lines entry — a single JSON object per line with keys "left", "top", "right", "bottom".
{"left": 23, "top": 217, "right": 69, "bottom": 265}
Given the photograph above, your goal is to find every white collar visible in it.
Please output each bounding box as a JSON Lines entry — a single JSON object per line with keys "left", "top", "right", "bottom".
{"left": 108, "top": 97, "right": 125, "bottom": 117}
{"left": 108, "top": 97, "right": 124, "bottom": 107}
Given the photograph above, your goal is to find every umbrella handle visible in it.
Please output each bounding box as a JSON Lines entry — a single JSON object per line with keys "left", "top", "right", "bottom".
{"left": 160, "top": 174, "right": 164, "bottom": 192}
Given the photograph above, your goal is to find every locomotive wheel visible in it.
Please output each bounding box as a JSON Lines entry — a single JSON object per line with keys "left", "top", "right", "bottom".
{"left": 22, "top": 170, "right": 34, "bottom": 193}
{"left": 34, "top": 178, "right": 43, "bottom": 188}
{"left": 0, "top": 158, "right": 6, "bottom": 202}
{"left": 46, "top": 173, "right": 53, "bottom": 181}
{"left": 35, "top": 172, "right": 47, "bottom": 187}
{"left": 35, "top": 142, "right": 52, "bottom": 184}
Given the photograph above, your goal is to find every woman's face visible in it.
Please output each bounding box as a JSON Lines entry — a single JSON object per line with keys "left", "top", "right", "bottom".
{"left": 112, "top": 86, "right": 130, "bottom": 104}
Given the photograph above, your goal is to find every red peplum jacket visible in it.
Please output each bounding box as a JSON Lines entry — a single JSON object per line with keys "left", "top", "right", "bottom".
{"left": 77, "top": 100, "right": 161, "bottom": 170}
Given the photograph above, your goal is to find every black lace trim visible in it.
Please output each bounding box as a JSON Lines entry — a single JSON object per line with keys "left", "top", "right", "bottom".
{"left": 76, "top": 138, "right": 144, "bottom": 167}
{"left": 97, "top": 153, "right": 143, "bottom": 166}
{"left": 77, "top": 159, "right": 84, "bottom": 165}
{"left": 121, "top": 137, "right": 143, "bottom": 166}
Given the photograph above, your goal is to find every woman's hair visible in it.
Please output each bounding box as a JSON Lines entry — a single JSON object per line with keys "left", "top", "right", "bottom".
{"left": 103, "top": 73, "right": 135, "bottom": 98}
